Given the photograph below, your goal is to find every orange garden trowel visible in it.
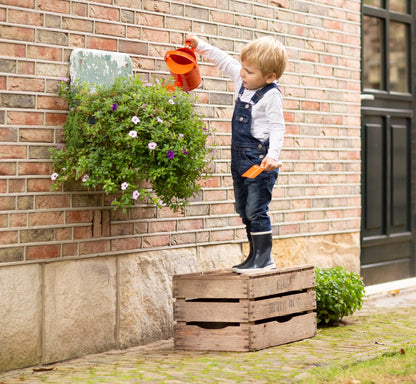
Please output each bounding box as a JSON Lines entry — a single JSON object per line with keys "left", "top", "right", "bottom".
{"left": 242, "top": 161, "right": 283, "bottom": 178}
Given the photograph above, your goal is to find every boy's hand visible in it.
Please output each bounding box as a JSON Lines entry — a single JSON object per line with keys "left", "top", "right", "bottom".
{"left": 261, "top": 157, "right": 280, "bottom": 172}
{"left": 185, "top": 34, "right": 199, "bottom": 49}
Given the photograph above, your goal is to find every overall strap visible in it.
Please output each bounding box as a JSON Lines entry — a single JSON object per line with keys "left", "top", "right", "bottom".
{"left": 250, "top": 83, "right": 280, "bottom": 105}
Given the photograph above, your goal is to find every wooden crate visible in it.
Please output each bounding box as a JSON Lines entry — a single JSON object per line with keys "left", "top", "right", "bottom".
{"left": 173, "top": 265, "right": 317, "bottom": 352}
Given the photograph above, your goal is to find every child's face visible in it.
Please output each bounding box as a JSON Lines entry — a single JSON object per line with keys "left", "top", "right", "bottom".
{"left": 240, "top": 60, "right": 275, "bottom": 90}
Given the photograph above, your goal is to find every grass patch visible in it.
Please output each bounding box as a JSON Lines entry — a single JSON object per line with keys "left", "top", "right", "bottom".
{"left": 297, "top": 344, "right": 416, "bottom": 384}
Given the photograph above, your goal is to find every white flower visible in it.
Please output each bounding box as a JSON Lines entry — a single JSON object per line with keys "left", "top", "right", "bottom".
{"left": 148, "top": 142, "right": 157, "bottom": 150}
{"left": 129, "top": 130, "right": 137, "bottom": 138}
{"left": 169, "top": 98, "right": 175, "bottom": 105}
{"left": 121, "top": 182, "right": 128, "bottom": 190}
{"left": 82, "top": 175, "right": 89, "bottom": 182}
{"left": 132, "top": 190, "right": 140, "bottom": 200}
{"left": 179, "top": 133, "right": 184, "bottom": 138}
{"left": 51, "top": 172, "right": 58, "bottom": 181}
{"left": 131, "top": 116, "right": 140, "bottom": 125}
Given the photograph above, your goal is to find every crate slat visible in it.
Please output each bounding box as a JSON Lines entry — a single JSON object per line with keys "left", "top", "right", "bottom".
{"left": 173, "top": 265, "right": 317, "bottom": 351}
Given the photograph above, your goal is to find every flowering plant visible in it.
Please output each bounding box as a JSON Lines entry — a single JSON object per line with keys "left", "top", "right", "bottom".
{"left": 50, "top": 76, "right": 211, "bottom": 211}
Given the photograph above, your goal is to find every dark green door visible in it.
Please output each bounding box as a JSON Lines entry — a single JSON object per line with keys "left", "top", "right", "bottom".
{"left": 361, "top": 0, "right": 415, "bottom": 284}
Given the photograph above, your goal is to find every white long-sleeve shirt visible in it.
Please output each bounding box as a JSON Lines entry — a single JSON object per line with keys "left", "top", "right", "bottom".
{"left": 196, "top": 40, "right": 285, "bottom": 161}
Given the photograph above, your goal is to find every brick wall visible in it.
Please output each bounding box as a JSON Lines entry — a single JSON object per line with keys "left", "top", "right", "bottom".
{"left": 0, "top": 0, "right": 361, "bottom": 266}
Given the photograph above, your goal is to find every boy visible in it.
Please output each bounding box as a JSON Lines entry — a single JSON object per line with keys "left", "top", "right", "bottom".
{"left": 185, "top": 34, "right": 287, "bottom": 273}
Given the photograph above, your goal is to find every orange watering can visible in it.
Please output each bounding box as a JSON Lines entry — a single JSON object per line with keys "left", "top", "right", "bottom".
{"left": 164, "top": 43, "right": 201, "bottom": 92}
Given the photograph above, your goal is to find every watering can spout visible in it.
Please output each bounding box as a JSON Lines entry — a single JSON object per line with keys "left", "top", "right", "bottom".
{"left": 164, "top": 43, "right": 201, "bottom": 92}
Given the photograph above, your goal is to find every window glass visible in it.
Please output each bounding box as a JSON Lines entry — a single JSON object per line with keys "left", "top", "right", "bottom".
{"left": 363, "top": 16, "right": 384, "bottom": 90}
{"left": 389, "top": 22, "right": 409, "bottom": 93}
{"left": 389, "top": 0, "right": 407, "bottom": 13}
{"left": 363, "top": 0, "right": 381, "bottom": 7}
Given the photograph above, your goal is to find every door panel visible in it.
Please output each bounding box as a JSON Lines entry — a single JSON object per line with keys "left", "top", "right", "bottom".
{"left": 361, "top": 0, "right": 415, "bottom": 285}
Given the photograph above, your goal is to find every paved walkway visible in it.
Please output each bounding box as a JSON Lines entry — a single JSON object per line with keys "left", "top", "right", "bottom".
{"left": 1, "top": 285, "right": 416, "bottom": 384}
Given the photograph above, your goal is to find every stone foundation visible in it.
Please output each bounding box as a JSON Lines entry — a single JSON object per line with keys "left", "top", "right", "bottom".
{"left": 0, "top": 234, "right": 360, "bottom": 371}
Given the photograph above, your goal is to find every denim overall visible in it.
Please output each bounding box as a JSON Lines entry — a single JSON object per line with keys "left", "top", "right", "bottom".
{"left": 231, "top": 83, "right": 280, "bottom": 236}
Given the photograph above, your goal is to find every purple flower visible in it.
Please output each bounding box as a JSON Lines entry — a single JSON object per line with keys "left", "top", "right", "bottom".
{"left": 51, "top": 172, "right": 58, "bottom": 181}
{"left": 129, "top": 130, "right": 137, "bottom": 138}
{"left": 178, "top": 133, "right": 184, "bottom": 138}
{"left": 148, "top": 142, "right": 157, "bottom": 150}
{"left": 121, "top": 182, "right": 128, "bottom": 190}
{"left": 157, "top": 117, "right": 163, "bottom": 123}
{"left": 112, "top": 103, "right": 118, "bottom": 111}
{"left": 182, "top": 148, "right": 188, "bottom": 155}
{"left": 132, "top": 190, "right": 140, "bottom": 200}
{"left": 131, "top": 116, "right": 140, "bottom": 125}
{"left": 145, "top": 82, "right": 152, "bottom": 87}
{"left": 167, "top": 150, "right": 174, "bottom": 159}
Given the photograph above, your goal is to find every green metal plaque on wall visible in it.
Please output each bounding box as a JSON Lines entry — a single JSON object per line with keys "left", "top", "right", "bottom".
{"left": 69, "top": 49, "right": 132, "bottom": 88}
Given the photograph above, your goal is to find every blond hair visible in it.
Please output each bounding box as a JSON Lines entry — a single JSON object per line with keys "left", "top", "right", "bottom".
{"left": 240, "top": 36, "right": 287, "bottom": 80}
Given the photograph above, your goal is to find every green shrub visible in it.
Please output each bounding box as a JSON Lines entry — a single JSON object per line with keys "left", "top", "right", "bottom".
{"left": 50, "top": 76, "right": 212, "bottom": 212}
{"left": 314, "top": 266, "right": 365, "bottom": 325}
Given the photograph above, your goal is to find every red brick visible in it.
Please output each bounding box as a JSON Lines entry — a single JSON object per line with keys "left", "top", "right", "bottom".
{"left": 0, "top": 145, "right": 27, "bottom": 159}
{"left": 20, "top": 128, "right": 53, "bottom": 143}
{"left": 8, "top": 179, "right": 25, "bottom": 193}
{"left": 0, "top": 0, "right": 35, "bottom": 7}
{"left": 28, "top": 46, "right": 62, "bottom": 61}
{"left": 35, "top": 195, "right": 70, "bottom": 209}
{"left": 87, "top": 36, "right": 117, "bottom": 51}
{"left": 171, "top": 232, "right": 196, "bottom": 245}
{"left": 29, "top": 211, "right": 64, "bottom": 226}
{"left": 142, "top": 235, "right": 169, "bottom": 248}
{"left": 56, "top": 227, "right": 72, "bottom": 241}
{"left": 0, "top": 163, "right": 16, "bottom": 176}
{"left": 66, "top": 210, "right": 93, "bottom": 224}
{"left": 63, "top": 242, "right": 78, "bottom": 257}
{"left": 0, "top": 25, "right": 35, "bottom": 42}
{"left": 0, "top": 128, "right": 17, "bottom": 142}
{"left": 95, "top": 22, "right": 125, "bottom": 37}
{"left": 72, "top": 2, "right": 87, "bottom": 16}
{"left": 8, "top": 76, "right": 44, "bottom": 92}
{"left": 0, "top": 42, "right": 26, "bottom": 58}
{"left": 111, "top": 237, "right": 141, "bottom": 251}
{"left": 18, "top": 162, "right": 51, "bottom": 175}
{"left": 27, "top": 178, "right": 52, "bottom": 192}
{"left": 0, "top": 230, "right": 18, "bottom": 245}
{"left": 37, "top": 0, "right": 70, "bottom": 14}
{"left": 79, "top": 239, "right": 111, "bottom": 255}
{"left": 177, "top": 219, "right": 203, "bottom": 231}
{"left": 18, "top": 61, "right": 35, "bottom": 75}
{"left": 74, "top": 225, "right": 92, "bottom": 239}
{"left": 10, "top": 213, "right": 27, "bottom": 227}
{"left": 110, "top": 222, "right": 134, "bottom": 236}
{"left": 211, "top": 229, "right": 234, "bottom": 242}
{"left": 149, "top": 220, "right": 176, "bottom": 233}
{"left": 62, "top": 17, "right": 93, "bottom": 32}
{"left": 37, "top": 96, "right": 67, "bottom": 110}
{"left": 8, "top": 9, "right": 43, "bottom": 25}
{"left": 89, "top": 4, "right": 119, "bottom": 20}
{"left": 27, "top": 244, "right": 60, "bottom": 260}
{"left": 46, "top": 113, "right": 67, "bottom": 126}
{"left": 8, "top": 112, "right": 43, "bottom": 126}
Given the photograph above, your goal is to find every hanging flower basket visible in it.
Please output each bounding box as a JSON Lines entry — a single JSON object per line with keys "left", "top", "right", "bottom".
{"left": 50, "top": 76, "right": 212, "bottom": 212}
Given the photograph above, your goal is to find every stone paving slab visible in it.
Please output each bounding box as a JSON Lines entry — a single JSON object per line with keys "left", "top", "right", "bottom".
{"left": 1, "top": 288, "right": 416, "bottom": 384}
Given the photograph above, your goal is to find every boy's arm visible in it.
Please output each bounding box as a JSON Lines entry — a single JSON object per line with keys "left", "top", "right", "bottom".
{"left": 189, "top": 38, "right": 241, "bottom": 84}
{"left": 262, "top": 91, "right": 285, "bottom": 170}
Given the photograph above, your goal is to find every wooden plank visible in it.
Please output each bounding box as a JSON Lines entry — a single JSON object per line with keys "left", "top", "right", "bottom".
{"left": 248, "top": 266, "right": 315, "bottom": 298}
{"left": 249, "top": 312, "right": 317, "bottom": 351}
{"left": 173, "top": 274, "right": 248, "bottom": 299}
{"left": 174, "top": 298, "right": 250, "bottom": 322}
{"left": 248, "top": 290, "right": 316, "bottom": 322}
{"left": 174, "top": 322, "right": 250, "bottom": 352}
